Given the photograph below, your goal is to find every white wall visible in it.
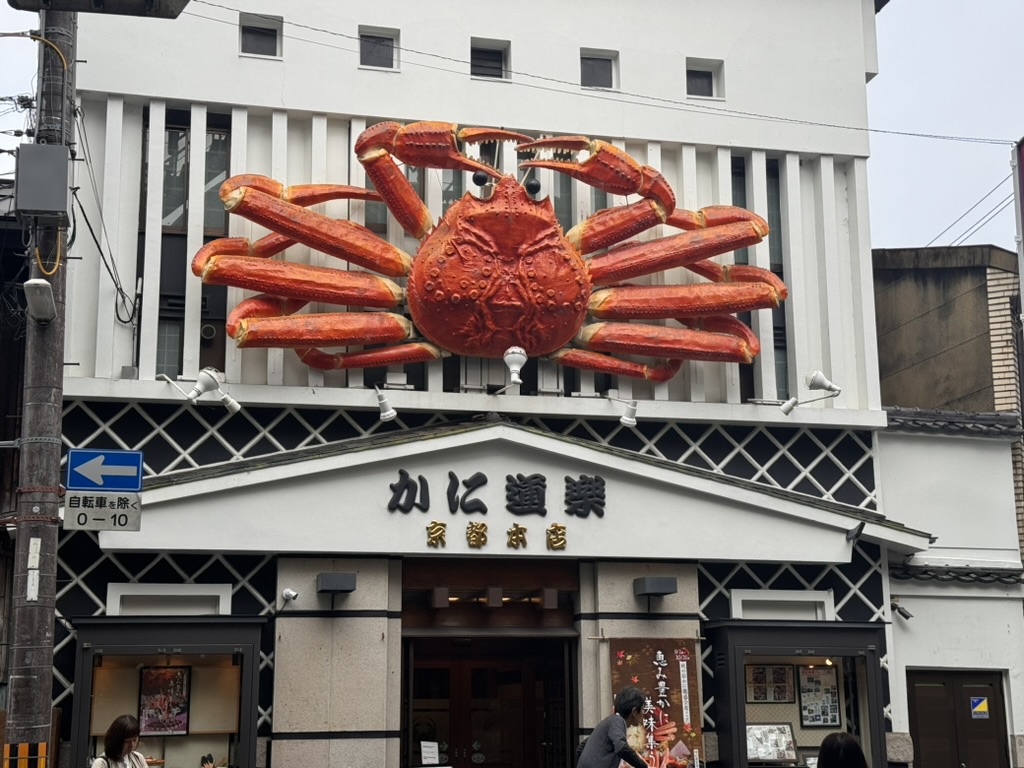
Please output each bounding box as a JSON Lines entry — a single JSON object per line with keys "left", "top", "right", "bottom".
{"left": 77, "top": 1, "right": 873, "bottom": 157}
{"left": 877, "top": 431, "right": 1022, "bottom": 569}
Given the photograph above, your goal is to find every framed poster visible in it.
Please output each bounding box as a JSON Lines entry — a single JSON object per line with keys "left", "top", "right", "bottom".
{"left": 609, "top": 639, "right": 703, "bottom": 763}
{"left": 139, "top": 665, "right": 191, "bottom": 736}
{"left": 745, "top": 723, "right": 797, "bottom": 763}
{"left": 745, "top": 664, "right": 795, "bottom": 703}
{"left": 797, "top": 665, "right": 841, "bottom": 727}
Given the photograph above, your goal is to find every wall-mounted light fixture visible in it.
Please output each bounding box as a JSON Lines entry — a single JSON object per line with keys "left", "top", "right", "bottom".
{"left": 23, "top": 278, "right": 57, "bottom": 325}
{"left": 603, "top": 393, "right": 639, "bottom": 427}
{"left": 281, "top": 588, "right": 298, "bottom": 602}
{"left": 491, "top": 346, "right": 529, "bottom": 395}
{"left": 633, "top": 576, "right": 677, "bottom": 613}
{"left": 779, "top": 369, "right": 842, "bottom": 415}
{"left": 316, "top": 572, "right": 357, "bottom": 595}
{"left": 157, "top": 367, "right": 241, "bottom": 414}
{"left": 374, "top": 386, "right": 397, "bottom": 422}
{"left": 890, "top": 600, "right": 913, "bottom": 620}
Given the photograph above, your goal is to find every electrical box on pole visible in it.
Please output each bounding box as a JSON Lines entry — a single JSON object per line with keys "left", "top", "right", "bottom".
{"left": 13, "top": 144, "right": 71, "bottom": 226}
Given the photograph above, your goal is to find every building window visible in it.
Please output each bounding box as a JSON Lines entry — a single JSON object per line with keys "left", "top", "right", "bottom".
{"left": 686, "top": 57, "right": 724, "bottom": 98}
{"left": 580, "top": 50, "right": 616, "bottom": 89}
{"left": 239, "top": 13, "right": 282, "bottom": 57}
{"left": 471, "top": 39, "right": 509, "bottom": 79}
{"left": 364, "top": 176, "right": 388, "bottom": 236}
{"left": 442, "top": 169, "right": 464, "bottom": 213}
{"left": 360, "top": 27, "right": 398, "bottom": 69}
{"left": 160, "top": 112, "right": 231, "bottom": 235}
{"left": 553, "top": 172, "right": 573, "bottom": 233}
{"left": 141, "top": 109, "right": 231, "bottom": 378}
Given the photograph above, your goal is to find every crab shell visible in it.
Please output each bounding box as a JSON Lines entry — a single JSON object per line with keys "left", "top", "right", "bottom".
{"left": 408, "top": 175, "right": 590, "bottom": 358}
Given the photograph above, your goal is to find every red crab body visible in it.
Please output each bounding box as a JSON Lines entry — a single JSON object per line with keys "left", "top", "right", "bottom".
{"left": 409, "top": 175, "right": 589, "bottom": 357}
{"left": 192, "top": 120, "right": 786, "bottom": 382}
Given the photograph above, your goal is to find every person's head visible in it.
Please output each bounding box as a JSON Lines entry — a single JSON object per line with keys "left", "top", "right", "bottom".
{"left": 613, "top": 686, "right": 645, "bottom": 726}
{"left": 816, "top": 732, "right": 868, "bottom": 768}
{"left": 103, "top": 714, "right": 141, "bottom": 760}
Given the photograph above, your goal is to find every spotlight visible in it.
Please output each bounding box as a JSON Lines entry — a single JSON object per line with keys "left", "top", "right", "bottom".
{"left": 375, "top": 386, "right": 397, "bottom": 422}
{"left": 603, "top": 392, "right": 639, "bottom": 427}
{"left": 778, "top": 369, "right": 842, "bottom": 415}
{"left": 157, "top": 367, "right": 241, "bottom": 414}
{"left": 281, "top": 588, "right": 298, "bottom": 601}
{"left": 492, "top": 347, "right": 529, "bottom": 394}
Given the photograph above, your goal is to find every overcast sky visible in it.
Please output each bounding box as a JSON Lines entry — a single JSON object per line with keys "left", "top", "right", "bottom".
{"left": 2, "top": 0, "right": 1022, "bottom": 253}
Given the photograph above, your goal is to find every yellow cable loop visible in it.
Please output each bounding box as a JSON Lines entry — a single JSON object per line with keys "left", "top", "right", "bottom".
{"left": 0, "top": 32, "right": 69, "bottom": 71}
{"left": 34, "top": 237, "right": 62, "bottom": 277}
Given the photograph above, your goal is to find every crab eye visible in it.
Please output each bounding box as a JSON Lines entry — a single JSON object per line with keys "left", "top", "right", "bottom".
{"left": 472, "top": 170, "right": 490, "bottom": 187}
{"left": 524, "top": 178, "right": 542, "bottom": 197}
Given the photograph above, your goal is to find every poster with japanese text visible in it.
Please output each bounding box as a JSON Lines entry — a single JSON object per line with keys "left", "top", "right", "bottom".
{"left": 610, "top": 639, "right": 702, "bottom": 767}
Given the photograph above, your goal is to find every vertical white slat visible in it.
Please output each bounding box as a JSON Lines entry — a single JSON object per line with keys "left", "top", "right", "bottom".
{"left": 224, "top": 106, "right": 248, "bottom": 385}
{"left": 322, "top": 117, "right": 351, "bottom": 391}
{"left": 424, "top": 158, "right": 445, "bottom": 394}
{"left": 181, "top": 103, "right": 207, "bottom": 379}
{"left": 306, "top": 113, "right": 329, "bottom": 390}
{"left": 848, "top": 157, "right": 881, "bottom": 410}
{"left": 93, "top": 95, "right": 124, "bottom": 379}
{"left": 346, "top": 117, "right": 367, "bottom": 391}
{"left": 815, "top": 156, "right": 845, "bottom": 406}
{"left": 780, "top": 151, "right": 815, "bottom": 398}
{"left": 138, "top": 100, "right": 165, "bottom": 380}
{"left": 608, "top": 138, "right": 633, "bottom": 402}
{"left": 710, "top": 146, "right": 738, "bottom": 404}
{"left": 676, "top": 143, "right": 702, "bottom": 403}
{"left": 115, "top": 103, "right": 144, "bottom": 379}
{"left": 640, "top": 141, "right": 674, "bottom": 403}
{"left": 748, "top": 150, "right": 778, "bottom": 399}
{"left": 266, "top": 110, "right": 288, "bottom": 386}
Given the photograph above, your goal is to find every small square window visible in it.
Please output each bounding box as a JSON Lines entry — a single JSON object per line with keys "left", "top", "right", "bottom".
{"left": 360, "top": 28, "right": 399, "bottom": 69}
{"left": 239, "top": 13, "right": 282, "bottom": 58}
{"left": 686, "top": 57, "right": 724, "bottom": 98}
{"left": 581, "top": 51, "right": 616, "bottom": 89}
{"left": 471, "top": 39, "right": 509, "bottom": 79}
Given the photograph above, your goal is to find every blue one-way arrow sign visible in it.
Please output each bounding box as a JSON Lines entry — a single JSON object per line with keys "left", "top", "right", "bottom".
{"left": 66, "top": 449, "right": 144, "bottom": 492}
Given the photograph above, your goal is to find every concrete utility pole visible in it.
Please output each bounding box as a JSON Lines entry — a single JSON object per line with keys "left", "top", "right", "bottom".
{"left": 6, "top": 9, "right": 75, "bottom": 756}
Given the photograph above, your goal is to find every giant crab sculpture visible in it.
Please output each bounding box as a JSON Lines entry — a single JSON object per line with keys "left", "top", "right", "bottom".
{"left": 192, "top": 121, "right": 786, "bottom": 381}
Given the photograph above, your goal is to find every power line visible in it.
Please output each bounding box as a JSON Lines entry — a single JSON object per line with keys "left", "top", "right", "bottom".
{"left": 950, "top": 194, "right": 1014, "bottom": 247}
{"left": 925, "top": 173, "right": 1013, "bottom": 246}
{"left": 190, "top": 0, "right": 1013, "bottom": 147}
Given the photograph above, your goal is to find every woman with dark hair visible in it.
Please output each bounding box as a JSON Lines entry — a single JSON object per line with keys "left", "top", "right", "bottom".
{"left": 91, "top": 714, "right": 148, "bottom": 768}
{"left": 816, "top": 731, "right": 869, "bottom": 768}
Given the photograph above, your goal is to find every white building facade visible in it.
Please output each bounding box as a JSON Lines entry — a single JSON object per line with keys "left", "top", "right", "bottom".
{"left": 35, "top": 2, "right": 1024, "bottom": 767}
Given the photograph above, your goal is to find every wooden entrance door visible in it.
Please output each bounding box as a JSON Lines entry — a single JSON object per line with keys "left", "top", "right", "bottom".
{"left": 406, "top": 638, "right": 569, "bottom": 768}
{"left": 908, "top": 670, "right": 1009, "bottom": 768}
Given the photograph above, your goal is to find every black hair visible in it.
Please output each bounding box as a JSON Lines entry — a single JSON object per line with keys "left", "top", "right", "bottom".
{"left": 816, "top": 732, "right": 869, "bottom": 768}
{"left": 613, "top": 686, "right": 645, "bottom": 717}
{"left": 103, "top": 714, "right": 140, "bottom": 761}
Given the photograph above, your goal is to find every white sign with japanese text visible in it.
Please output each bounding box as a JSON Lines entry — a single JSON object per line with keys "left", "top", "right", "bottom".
{"left": 63, "top": 492, "right": 141, "bottom": 531}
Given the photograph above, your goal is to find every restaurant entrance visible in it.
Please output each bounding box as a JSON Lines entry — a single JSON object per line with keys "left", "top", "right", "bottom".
{"left": 404, "top": 637, "right": 573, "bottom": 768}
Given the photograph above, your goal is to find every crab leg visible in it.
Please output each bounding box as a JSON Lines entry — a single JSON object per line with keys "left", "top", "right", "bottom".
{"left": 219, "top": 177, "right": 413, "bottom": 278}
{"left": 233, "top": 311, "right": 415, "bottom": 349}
{"left": 547, "top": 348, "right": 683, "bottom": 383}
{"left": 589, "top": 283, "right": 781, "bottom": 319}
{"left": 198, "top": 256, "right": 403, "bottom": 308}
{"left": 355, "top": 121, "right": 532, "bottom": 238}
{"left": 577, "top": 321, "right": 760, "bottom": 364}
{"left": 586, "top": 218, "right": 769, "bottom": 286}
{"left": 295, "top": 343, "right": 446, "bottom": 371}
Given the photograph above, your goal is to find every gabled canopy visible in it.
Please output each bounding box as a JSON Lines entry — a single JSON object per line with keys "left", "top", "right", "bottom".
{"left": 98, "top": 420, "right": 930, "bottom": 561}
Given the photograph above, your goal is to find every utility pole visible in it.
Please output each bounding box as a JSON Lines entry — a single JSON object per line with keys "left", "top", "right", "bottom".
{"left": 5, "top": 9, "right": 74, "bottom": 761}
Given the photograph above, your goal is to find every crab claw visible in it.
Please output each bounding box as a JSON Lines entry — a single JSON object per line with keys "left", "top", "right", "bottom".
{"left": 518, "top": 137, "right": 674, "bottom": 212}
{"left": 355, "top": 120, "right": 532, "bottom": 180}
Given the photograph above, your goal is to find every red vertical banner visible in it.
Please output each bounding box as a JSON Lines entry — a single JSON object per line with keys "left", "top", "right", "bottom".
{"left": 610, "top": 639, "right": 703, "bottom": 767}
